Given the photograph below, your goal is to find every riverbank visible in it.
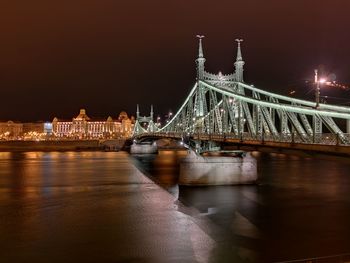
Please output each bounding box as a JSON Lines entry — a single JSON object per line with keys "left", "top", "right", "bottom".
{"left": 0, "top": 138, "right": 186, "bottom": 152}
{"left": 0, "top": 140, "right": 103, "bottom": 151}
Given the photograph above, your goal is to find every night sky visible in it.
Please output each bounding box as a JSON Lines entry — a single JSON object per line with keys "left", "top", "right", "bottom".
{"left": 1, "top": 0, "right": 350, "bottom": 122}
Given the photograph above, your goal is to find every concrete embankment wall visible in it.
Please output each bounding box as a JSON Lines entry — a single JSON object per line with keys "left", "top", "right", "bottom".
{"left": 0, "top": 140, "right": 102, "bottom": 151}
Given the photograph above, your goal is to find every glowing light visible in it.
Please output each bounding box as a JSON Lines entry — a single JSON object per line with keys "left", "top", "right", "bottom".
{"left": 319, "top": 78, "right": 326, "bottom": 84}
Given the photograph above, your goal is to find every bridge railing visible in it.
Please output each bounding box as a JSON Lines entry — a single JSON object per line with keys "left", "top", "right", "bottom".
{"left": 203, "top": 132, "right": 350, "bottom": 146}
{"left": 135, "top": 132, "right": 350, "bottom": 146}
{"left": 230, "top": 133, "right": 344, "bottom": 145}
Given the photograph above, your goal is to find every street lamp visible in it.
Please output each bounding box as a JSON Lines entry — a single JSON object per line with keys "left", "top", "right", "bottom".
{"left": 314, "top": 69, "right": 326, "bottom": 109}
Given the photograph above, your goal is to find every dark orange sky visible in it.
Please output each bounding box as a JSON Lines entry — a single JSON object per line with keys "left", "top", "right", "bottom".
{"left": 1, "top": 0, "right": 350, "bottom": 121}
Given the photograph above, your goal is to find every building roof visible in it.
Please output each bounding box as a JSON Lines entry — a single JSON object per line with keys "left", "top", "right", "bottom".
{"left": 52, "top": 109, "right": 134, "bottom": 123}
{"left": 74, "top": 109, "right": 91, "bottom": 121}
{"left": 0, "top": 120, "right": 23, "bottom": 124}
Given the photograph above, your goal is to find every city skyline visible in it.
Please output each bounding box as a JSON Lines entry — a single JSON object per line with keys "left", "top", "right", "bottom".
{"left": 1, "top": 0, "right": 350, "bottom": 121}
{"left": 0, "top": 106, "right": 163, "bottom": 123}
{"left": 0, "top": 108, "right": 135, "bottom": 122}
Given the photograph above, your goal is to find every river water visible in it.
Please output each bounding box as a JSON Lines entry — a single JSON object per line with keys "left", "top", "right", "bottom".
{"left": 0, "top": 151, "right": 350, "bottom": 262}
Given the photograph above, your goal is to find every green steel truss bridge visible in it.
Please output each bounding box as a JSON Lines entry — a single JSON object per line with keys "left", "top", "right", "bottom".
{"left": 134, "top": 37, "right": 350, "bottom": 156}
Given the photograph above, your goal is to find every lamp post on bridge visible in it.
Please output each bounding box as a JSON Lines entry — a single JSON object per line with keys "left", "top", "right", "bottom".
{"left": 314, "top": 69, "right": 326, "bottom": 109}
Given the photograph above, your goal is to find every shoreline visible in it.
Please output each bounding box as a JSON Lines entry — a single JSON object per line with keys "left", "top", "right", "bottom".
{"left": 0, "top": 139, "right": 185, "bottom": 152}
{"left": 0, "top": 140, "right": 115, "bottom": 152}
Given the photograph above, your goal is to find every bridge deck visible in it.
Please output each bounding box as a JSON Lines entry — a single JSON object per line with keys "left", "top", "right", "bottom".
{"left": 135, "top": 132, "right": 350, "bottom": 157}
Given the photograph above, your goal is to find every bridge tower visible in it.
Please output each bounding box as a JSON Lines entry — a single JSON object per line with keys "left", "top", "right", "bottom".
{"left": 195, "top": 35, "right": 206, "bottom": 80}
{"left": 234, "top": 39, "right": 245, "bottom": 82}
{"left": 194, "top": 35, "right": 207, "bottom": 133}
{"left": 131, "top": 104, "right": 159, "bottom": 154}
{"left": 133, "top": 105, "right": 158, "bottom": 135}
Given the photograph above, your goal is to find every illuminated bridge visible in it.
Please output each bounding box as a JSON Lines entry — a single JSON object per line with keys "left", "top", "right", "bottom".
{"left": 133, "top": 36, "right": 350, "bottom": 158}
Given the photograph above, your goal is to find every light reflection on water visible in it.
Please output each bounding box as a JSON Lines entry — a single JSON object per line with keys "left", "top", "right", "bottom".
{"left": 2, "top": 151, "right": 199, "bottom": 263}
{"left": 0, "top": 151, "right": 350, "bottom": 262}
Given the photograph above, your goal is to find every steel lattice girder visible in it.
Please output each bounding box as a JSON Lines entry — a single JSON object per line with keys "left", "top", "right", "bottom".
{"left": 156, "top": 80, "right": 350, "bottom": 146}
{"left": 199, "top": 81, "right": 350, "bottom": 120}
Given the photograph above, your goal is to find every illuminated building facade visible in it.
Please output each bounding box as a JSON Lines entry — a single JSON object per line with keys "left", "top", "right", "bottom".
{"left": 52, "top": 109, "right": 134, "bottom": 139}
{"left": 0, "top": 109, "right": 133, "bottom": 140}
{"left": 22, "top": 122, "right": 52, "bottom": 140}
{"left": 0, "top": 121, "right": 53, "bottom": 140}
{"left": 0, "top": 121, "right": 23, "bottom": 139}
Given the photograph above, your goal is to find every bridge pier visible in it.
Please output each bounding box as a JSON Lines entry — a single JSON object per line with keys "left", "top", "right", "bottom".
{"left": 130, "top": 141, "right": 158, "bottom": 154}
{"left": 179, "top": 150, "right": 257, "bottom": 186}
{"left": 347, "top": 120, "right": 350, "bottom": 134}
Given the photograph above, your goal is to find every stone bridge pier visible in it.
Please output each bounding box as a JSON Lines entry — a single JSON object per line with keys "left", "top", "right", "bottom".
{"left": 130, "top": 141, "right": 158, "bottom": 154}
{"left": 179, "top": 150, "right": 258, "bottom": 186}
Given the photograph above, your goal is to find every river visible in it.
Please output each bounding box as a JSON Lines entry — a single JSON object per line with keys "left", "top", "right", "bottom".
{"left": 0, "top": 151, "right": 350, "bottom": 262}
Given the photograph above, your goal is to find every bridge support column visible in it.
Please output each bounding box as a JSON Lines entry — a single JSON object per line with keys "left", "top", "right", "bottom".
{"left": 347, "top": 120, "right": 350, "bottom": 134}
{"left": 179, "top": 150, "right": 257, "bottom": 185}
{"left": 130, "top": 141, "right": 158, "bottom": 154}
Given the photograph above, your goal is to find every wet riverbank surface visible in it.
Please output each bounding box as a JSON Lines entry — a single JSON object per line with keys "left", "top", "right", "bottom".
{"left": 1, "top": 151, "right": 350, "bottom": 262}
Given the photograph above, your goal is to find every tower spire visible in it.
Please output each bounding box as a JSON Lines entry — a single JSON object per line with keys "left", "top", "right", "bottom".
{"left": 195, "top": 35, "right": 206, "bottom": 80}
{"left": 235, "top": 39, "right": 243, "bottom": 61}
{"left": 197, "top": 35, "right": 204, "bottom": 58}
{"left": 150, "top": 105, "right": 154, "bottom": 120}
{"left": 234, "top": 38, "right": 245, "bottom": 82}
{"left": 136, "top": 104, "right": 140, "bottom": 119}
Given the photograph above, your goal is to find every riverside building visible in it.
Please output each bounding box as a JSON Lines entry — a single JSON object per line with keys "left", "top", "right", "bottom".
{"left": 0, "top": 121, "right": 23, "bottom": 140}
{"left": 0, "top": 121, "right": 53, "bottom": 140}
{"left": 0, "top": 109, "right": 134, "bottom": 140}
{"left": 52, "top": 109, "right": 134, "bottom": 139}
